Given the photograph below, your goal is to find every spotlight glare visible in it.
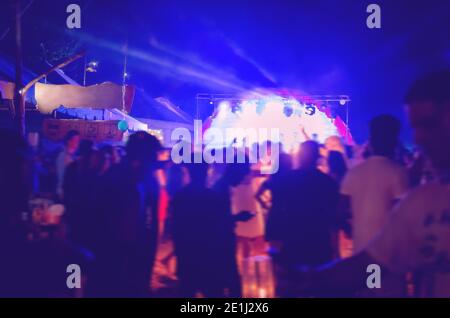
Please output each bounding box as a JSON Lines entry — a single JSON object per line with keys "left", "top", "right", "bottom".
{"left": 232, "top": 104, "right": 242, "bottom": 114}
{"left": 207, "top": 93, "right": 348, "bottom": 149}
{"left": 217, "top": 101, "right": 230, "bottom": 119}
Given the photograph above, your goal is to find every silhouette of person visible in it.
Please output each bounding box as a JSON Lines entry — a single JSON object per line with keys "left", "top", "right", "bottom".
{"left": 302, "top": 70, "right": 450, "bottom": 298}
{"left": 171, "top": 158, "right": 233, "bottom": 297}
{"left": 91, "top": 131, "right": 161, "bottom": 297}
{"left": 340, "top": 115, "right": 408, "bottom": 254}
{"left": 327, "top": 151, "right": 347, "bottom": 185}
{"left": 271, "top": 140, "right": 339, "bottom": 296}
{"left": 211, "top": 151, "right": 253, "bottom": 297}
{"left": 256, "top": 152, "right": 293, "bottom": 243}
{"left": 64, "top": 140, "right": 105, "bottom": 251}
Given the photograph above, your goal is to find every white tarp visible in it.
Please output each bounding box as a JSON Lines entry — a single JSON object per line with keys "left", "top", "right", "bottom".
{"left": 35, "top": 82, "right": 134, "bottom": 114}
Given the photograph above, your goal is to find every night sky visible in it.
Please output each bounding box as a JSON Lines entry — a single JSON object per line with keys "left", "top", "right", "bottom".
{"left": 1, "top": 0, "right": 450, "bottom": 143}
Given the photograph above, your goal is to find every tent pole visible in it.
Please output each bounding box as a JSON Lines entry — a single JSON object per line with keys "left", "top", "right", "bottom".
{"left": 13, "top": 0, "right": 25, "bottom": 136}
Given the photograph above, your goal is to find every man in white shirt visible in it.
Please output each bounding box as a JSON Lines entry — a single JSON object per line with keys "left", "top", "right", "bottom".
{"left": 341, "top": 115, "right": 409, "bottom": 253}
{"left": 368, "top": 180, "right": 450, "bottom": 297}
{"left": 304, "top": 70, "right": 450, "bottom": 297}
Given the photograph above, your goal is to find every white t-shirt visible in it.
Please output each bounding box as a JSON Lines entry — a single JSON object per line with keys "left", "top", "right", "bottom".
{"left": 231, "top": 174, "right": 265, "bottom": 238}
{"left": 368, "top": 181, "right": 450, "bottom": 297}
{"left": 341, "top": 156, "right": 409, "bottom": 252}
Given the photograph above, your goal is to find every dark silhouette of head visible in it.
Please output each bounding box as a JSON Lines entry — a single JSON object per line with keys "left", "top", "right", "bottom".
{"left": 328, "top": 150, "right": 347, "bottom": 181}
{"left": 223, "top": 150, "right": 251, "bottom": 187}
{"left": 89, "top": 149, "right": 107, "bottom": 174}
{"left": 405, "top": 70, "right": 450, "bottom": 170}
{"left": 369, "top": 115, "right": 401, "bottom": 158}
{"left": 298, "top": 140, "right": 320, "bottom": 169}
{"left": 100, "top": 144, "right": 121, "bottom": 167}
{"left": 63, "top": 130, "right": 80, "bottom": 153}
{"left": 126, "top": 131, "right": 161, "bottom": 166}
{"left": 186, "top": 153, "right": 209, "bottom": 186}
{"left": 78, "top": 139, "right": 94, "bottom": 159}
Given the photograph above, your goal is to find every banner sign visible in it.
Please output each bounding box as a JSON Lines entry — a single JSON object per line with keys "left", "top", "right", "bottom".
{"left": 43, "top": 119, "right": 123, "bottom": 142}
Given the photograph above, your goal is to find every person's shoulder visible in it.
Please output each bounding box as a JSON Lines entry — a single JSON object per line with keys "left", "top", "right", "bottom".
{"left": 286, "top": 169, "right": 306, "bottom": 184}
{"left": 317, "top": 169, "right": 339, "bottom": 188}
{"left": 369, "top": 156, "right": 405, "bottom": 171}
{"left": 394, "top": 181, "right": 446, "bottom": 219}
{"left": 310, "top": 168, "right": 334, "bottom": 180}
{"left": 405, "top": 181, "right": 447, "bottom": 201}
{"left": 351, "top": 156, "right": 404, "bottom": 175}
{"left": 388, "top": 160, "right": 408, "bottom": 175}
{"left": 344, "top": 159, "right": 368, "bottom": 176}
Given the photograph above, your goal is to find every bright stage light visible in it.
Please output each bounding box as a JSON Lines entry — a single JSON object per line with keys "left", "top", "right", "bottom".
{"left": 339, "top": 99, "right": 347, "bottom": 106}
{"left": 218, "top": 101, "right": 230, "bottom": 111}
{"left": 204, "top": 93, "right": 356, "bottom": 152}
{"left": 231, "top": 102, "right": 242, "bottom": 114}
{"left": 255, "top": 100, "right": 266, "bottom": 115}
{"left": 207, "top": 94, "right": 347, "bottom": 151}
{"left": 217, "top": 101, "right": 230, "bottom": 119}
{"left": 86, "top": 61, "right": 99, "bottom": 73}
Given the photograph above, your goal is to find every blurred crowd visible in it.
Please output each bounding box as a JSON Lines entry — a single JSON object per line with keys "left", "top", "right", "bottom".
{"left": 0, "top": 70, "right": 449, "bottom": 298}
